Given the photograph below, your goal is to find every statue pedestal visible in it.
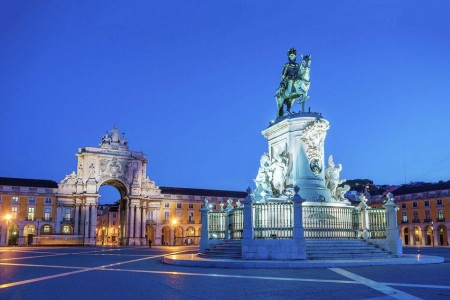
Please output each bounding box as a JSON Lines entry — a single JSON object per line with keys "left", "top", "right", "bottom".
{"left": 262, "top": 112, "right": 332, "bottom": 202}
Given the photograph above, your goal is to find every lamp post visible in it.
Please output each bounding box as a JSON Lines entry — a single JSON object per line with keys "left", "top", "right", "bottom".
{"left": 431, "top": 222, "right": 434, "bottom": 247}
{"left": 102, "top": 226, "right": 106, "bottom": 246}
{"left": 171, "top": 219, "right": 178, "bottom": 246}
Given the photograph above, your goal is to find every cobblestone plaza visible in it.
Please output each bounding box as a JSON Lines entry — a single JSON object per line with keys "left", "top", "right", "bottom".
{"left": 0, "top": 246, "right": 449, "bottom": 299}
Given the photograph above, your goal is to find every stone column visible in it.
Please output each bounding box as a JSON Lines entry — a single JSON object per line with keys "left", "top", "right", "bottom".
{"left": 84, "top": 205, "right": 90, "bottom": 244}
{"left": 141, "top": 204, "right": 148, "bottom": 245}
{"left": 383, "top": 193, "right": 403, "bottom": 256}
{"left": 155, "top": 207, "right": 162, "bottom": 245}
{"left": 135, "top": 205, "right": 142, "bottom": 245}
{"left": 79, "top": 204, "right": 86, "bottom": 237}
{"left": 56, "top": 203, "right": 63, "bottom": 234}
{"left": 90, "top": 204, "right": 97, "bottom": 244}
{"left": 129, "top": 204, "right": 136, "bottom": 244}
{"left": 199, "top": 204, "right": 210, "bottom": 252}
{"left": 74, "top": 203, "right": 79, "bottom": 234}
{"left": 124, "top": 199, "right": 129, "bottom": 245}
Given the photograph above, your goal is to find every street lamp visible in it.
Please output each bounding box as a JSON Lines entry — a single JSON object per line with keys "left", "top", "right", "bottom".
{"left": 171, "top": 219, "right": 178, "bottom": 246}
{"left": 431, "top": 222, "right": 434, "bottom": 247}
{"left": 102, "top": 226, "right": 106, "bottom": 246}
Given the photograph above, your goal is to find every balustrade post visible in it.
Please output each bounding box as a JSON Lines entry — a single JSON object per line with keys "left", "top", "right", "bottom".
{"left": 357, "top": 194, "right": 370, "bottom": 239}
{"left": 292, "top": 186, "right": 305, "bottom": 239}
{"left": 292, "top": 186, "right": 306, "bottom": 259}
{"left": 383, "top": 193, "right": 403, "bottom": 256}
{"left": 199, "top": 201, "right": 210, "bottom": 253}
{"left": 242, "top": 188, "right": 253, "bottom": 241}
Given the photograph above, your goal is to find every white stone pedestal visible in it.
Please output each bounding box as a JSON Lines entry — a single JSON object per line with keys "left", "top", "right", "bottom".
{"left": 262, "top": 112, "right": 332, "bottom": 202}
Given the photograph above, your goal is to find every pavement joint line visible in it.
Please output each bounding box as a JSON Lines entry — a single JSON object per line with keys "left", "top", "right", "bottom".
{"left": 0, "top": 249, "right": 192, "bottom": 290}
{"left": 0, "top": 253, "right": 70, "bottom": 261}
{"left": 382, "top": 282, "right": 450, "bottom": 290}
{"left": 329, "top": 268, "right": 423, "bottom": 300}
{"left": 0, "top": 262, "right": 88, "bottom": 270}
{"left": 101, "top": 267, "right": 359, "bottom": 284}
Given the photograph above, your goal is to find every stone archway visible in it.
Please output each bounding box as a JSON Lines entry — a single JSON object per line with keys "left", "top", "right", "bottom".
{"left": 402, "top": 227, "right": 410, "bottom": 246}
{"left": 437, "top": 225, "right": 448, "bottom": 246}
{"left": 58, "top": 127, "right": 162, "bottom": 245}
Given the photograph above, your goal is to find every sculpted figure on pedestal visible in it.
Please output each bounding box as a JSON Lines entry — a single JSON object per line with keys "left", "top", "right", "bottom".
{"left": 275, "top": 48, "right": 311, "bottom": 118}
{"left": 253, "top": 147, "right": 290, "bottom": 201}
{"left": 325, "top": 155, "right": 343, "bottom": 199}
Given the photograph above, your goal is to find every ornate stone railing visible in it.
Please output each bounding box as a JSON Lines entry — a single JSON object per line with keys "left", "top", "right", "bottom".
{"left": 253, "top": 203, "right": 293, "bottom": 239}
{"left": 206, "top": 203, "right": 390, "bottom": 240}
{"left": 208, "top": 211, "right": 226, "bottom": 239}
{"left": 367, "top": 208, "right": 387, "bottom": 239}
{"left": 201, "top": 191, "right": 401, "bottom": 257}
{"left": 303, "top": 205, "right": 359, "bottom": 239}
{"left": 229, "top": 207, "right": 243, "bottom": 239}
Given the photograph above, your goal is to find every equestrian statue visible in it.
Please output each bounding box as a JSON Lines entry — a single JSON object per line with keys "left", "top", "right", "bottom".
{"left": 275, "top": 48, "right": 311, "bottom": 118}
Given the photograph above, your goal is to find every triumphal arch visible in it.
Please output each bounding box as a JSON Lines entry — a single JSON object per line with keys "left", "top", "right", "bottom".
{"left": 58, "top": 127, "right": 162, "bottom": 245}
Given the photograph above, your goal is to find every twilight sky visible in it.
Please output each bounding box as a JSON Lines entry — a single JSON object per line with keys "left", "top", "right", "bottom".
{"left": 1, "top": 1, "right": 450, "bottom": 202}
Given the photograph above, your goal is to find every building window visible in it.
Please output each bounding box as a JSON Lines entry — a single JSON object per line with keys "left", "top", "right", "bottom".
{"left": 44, "top": 197, "right": 52, "bottom": 204}
{"left": 176, "top": 211, "right": 182, "bottom": 218}
{"left": 64, "top": 208, "right": 71, "bottom": 220}
{"left": 11, "top": 196, "right": 19, "bottom": 204}
{"left": 401, "top": 203, "right": 406, "bottom": 209}
{"left": 437, "top": 199, "right": 443, "bottom": 206}
{"left": 424, "top": 200, "right": 429, "bottom": 207}
{"left": 188, "top": 212, "right": 194, "bottom": 223}
{"left": 402, "top": 212, "right": 407, "bottom": 223}
{"left": 62, "top": 225, "right": 70, "bottom": 234}
{"left": 164, "top": 202, "right": 170, "bottom": 208}
{"left": 11, "top": 206, "right": 18, "bottom": 219}
{"left": 28, "top": 197, "right": 36, "bottom": 204}
{"left": 412, "top": 202, "right": 417, "bottom": 208}
{"left": 27, "top": 207, "right": 35, "bottom": 221}
{"left": 438, "top": 209, "right": 444, "bottom": 221}
{"left": 425, "top": 210, "right": 431, "bottom": 221}
{"left": 113, "top": 221, "right": 116, "bottom": 225}
{"left": 148, "top": 211, "right": 154, "bottom": 223}
{"left": 176, "top": 203, "right": 182, "bottom": 209}
{"left": 27, "top": 226, "right": 35, "bottom": 234}
{"left": 164, "top": 211, "right": 170, "bottom": 221}
{"left": 44, "top": 207, "right": 51, "bottom": 220}
{"left": 113, "top": 213, "right": 116, "bottom": 218}
{"left": 413, "top": 211, "right": 419, "bottom": 221}
{"left": 188, "top": 203, "right": 194, "bottom": 209}
{"left": 43, "top": 225, "right": 51, "bottom": 234}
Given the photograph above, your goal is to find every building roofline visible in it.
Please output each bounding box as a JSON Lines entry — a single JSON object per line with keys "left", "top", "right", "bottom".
{"left": 159, "top": 186, "right": 247, "bottom": 198}
{"left": 0, "top": 177, "right": 58, "bottom": 188}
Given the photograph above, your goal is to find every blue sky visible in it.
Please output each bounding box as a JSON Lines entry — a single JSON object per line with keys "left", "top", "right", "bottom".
{"left": 1, "top": 1, "right": 450, "bottom": 202}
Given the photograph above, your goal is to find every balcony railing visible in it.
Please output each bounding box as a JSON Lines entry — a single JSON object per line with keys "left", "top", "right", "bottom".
{"left": 42, "top": 217, "right": 53, "bottom": 221}
{"left": 61, "top": 218, "right": 74, "bottom": 224}
{"left": 401, "top": 220, "right": 409, "bottom": 224}
{"left": 437, "top": 217, "right": 446, "bottom": 222}
{"left": 412, "top": 219, "right": 421, "bottom": 223}
{"left": 424, "top": 218, "right": 432, "bottom": 223}
{"left": 25, "top": 217, "right": 36, "bottom": 221}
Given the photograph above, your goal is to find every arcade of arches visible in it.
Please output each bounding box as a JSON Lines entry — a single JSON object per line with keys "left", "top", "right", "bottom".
{"left": 401, "top": 225, "right": 449, "bottom": 246}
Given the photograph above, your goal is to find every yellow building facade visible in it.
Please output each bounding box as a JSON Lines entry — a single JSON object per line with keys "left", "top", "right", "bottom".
{"left": 369, "top": 184, "right": 449, "bottom": 247}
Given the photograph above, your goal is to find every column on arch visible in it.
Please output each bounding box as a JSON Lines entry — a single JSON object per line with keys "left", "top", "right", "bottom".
{"left": 84, "top": 204, "right": 90, "bottom": 239}
{"left": 141, "top": 204, "right": 148, "bottom": 241}
{"left": 129, "top": 203, "right": 136, "bottom": 238}
{"left": 74, "top": 200, "right": 80, "bottom": 235}
{"left": 90, "top": 204, "right": 97, "bottom": 239}
{"left": 135, "top": 205, "right": 142, "bottom": 239}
